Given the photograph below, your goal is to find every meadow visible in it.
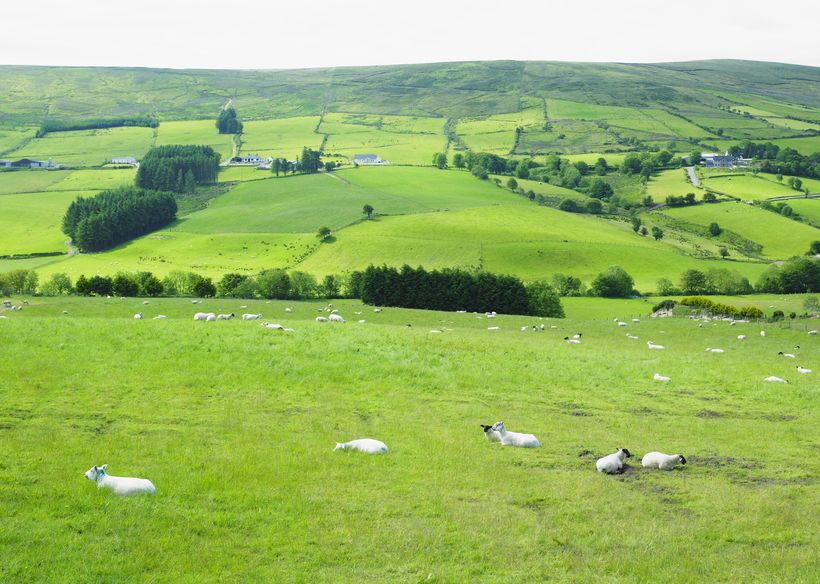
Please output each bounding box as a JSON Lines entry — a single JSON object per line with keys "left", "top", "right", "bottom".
{"left": 240, "top": 117, "right": 322, "bottom": 159}
{"left": 0, "top": 296, "right": 817, "bottom": 582}
{"left": 701, "top": 173, "right": 803, "bottom": 201}
{"left": 646, "top": 169, "right": 700, "bottom": 201}
{"left": 9, "top": 127, "right": 155, "bottom": 167}
{"left": 787, "top": 199, "right": 820, "bottom": 225}
{"left": 0, "top": 126, "right": 35, "bottom": 154}
{"left": 0, "top": 190, "right": 91, "bottom": 255}
{"left": 155, "top": 120, "right": 235, "bottom": 160}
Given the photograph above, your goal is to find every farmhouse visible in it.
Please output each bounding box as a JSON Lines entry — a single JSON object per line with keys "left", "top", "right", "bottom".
{"left": 111, "top": 156, "right": 137, "bottom": 165}
{"left": 11, "top": 158, "right": 57, "bottom": 168}
{"left": 354, "top": 154, "right": 384, "bottom": 165}
{"left": 698, "top": 152, "right": 752, "bottom": 168}
{"left": 234, "top": 153, "right": 264, "bottom": 165}
{"left": 0, "top": 159, "right": 11, "bottom": 168}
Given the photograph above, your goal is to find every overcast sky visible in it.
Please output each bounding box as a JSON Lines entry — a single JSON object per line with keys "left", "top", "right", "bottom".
{"left": 1, "top": 0, "right": 818, "bottom": 70}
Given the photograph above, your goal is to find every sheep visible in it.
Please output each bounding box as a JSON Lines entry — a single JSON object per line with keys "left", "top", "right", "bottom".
{"left": 193, "top": 312, "right": 214, "bottom": 321}
{"left": 84, "top": 464, "right": 155, "bottom": 496}
{"left": 261, "top": 322, "right": 284, "bottom": 330}
{"left": 647, "top": 341, "right": 664, "bottom": 350}
{"left": 564, "top": 336, "right": 581, "bottom": 344}
{"left": 490, "top": 421, "right": 540, "bottom": 448}
{"left": 764, "top": 376, "right": 789, "bottom": 383}
{"left": 572, "top": 333, "right": 582, "bottom": 339}
{"left": 796, "top": 366, "right": 812, "bottom": 374}
{"left": 216, "top": 313, "right": 235, "bottom": 320}
{"left": 142, "top": 300, "right": 149, "bottom": 305}
{"left": 373, "top": 308, "right": 382, "bottom": 313}
{"left": 632, "top": 318, "right": 640, "bottom": 323}
{"left": 359, "top": 320, "right": 366, "bottom": 324}
{"left": 596, "top": 448, "right": 632, "bottom": 474}
{"left": 205, "top": 314, "right": 217, "bottom": 322}
{"left": 488, "top": 326, "right": 500, "bottom": 331}
{"left": 737, "top": 335, "right": 746, "bottom": 340}
{"left": 330, "top": 309, "right": 339, "bottom": 314}
{"left": 430, "top": 329, "right": 442, "bottom": 333}
{"left": 705, "top": 348, "right": 725, "bottom": 353}
{"left": 618, "top": 321, "right": 627, "bottom": 327}
{"left": 153, "top": 315, "right": 167, "bottom": 320}
{"left": 641, "top": 452, "right": 686, "bottom": 471}
{"left": 191, "top": 300, "right": 200, "bottom": 304}
{"left": 329, "top": 314, "right": 345, "bottom": 323}
{"left": 626, "top": 334, "right": 639, "bottom": 340}
{"left": 808, "top": 330, "right": 817, "bottom": 336}
{"left": 242, "top": 313, "right": 261, "bottom": 320}
{"left": 334, "top": 439, "right": 388, "bottom": 454}
{"left": 653, "top": 373, "right": 671, "bottom": 382}
{"left": 760, "top": 330, "right": 766, "bottom": 337}
{"left": 285, "top": 307, "right": 293, "bottom": 313}
{"left": 778, "top": 351, "right": 796, "bottom": 359}
{"left": 480, "top": 424, "right": 501, "bottom": 443}
{"left": 315, "top": 316, "right": 328, "bottom": 322}
{"left": 133, "top": 313, "right": 143, "bottom": 320}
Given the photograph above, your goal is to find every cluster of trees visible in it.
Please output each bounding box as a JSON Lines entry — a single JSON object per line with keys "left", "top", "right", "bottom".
{"left": 678, "top": 296, "right": 764, "bottom": 319}
{"left": 620, "top": 151, "right": 676, "bottom": 178}
{"left": 136, "top": 145, "right": 220, "bottom": 192}
{"left": 756, "top": 257, "right": 820, "bottom": 294}
{"left": 657, "top": 269, "right": 754, "bottom": 296}
{"left": 271, "top": 148, "right": 326, "bottom": 176}
{"left": 216, "top": 107, "right": 243, "bottom": 134}
{"left": 665, "top": 193, "right": 698, "bottom": 207}
{"left": 215, "top": 269, "right": 347, "bottom": 300}
{"left": 62, "top": 186, "right": 177, "bottom": 252}
{"left": 728, "top": 141, "right": 819, "bottom": 179}
{"left": 0, "top": 269, "right": 39, "bottom": 295}
{"left": 358, "top": 264, "right": 564, "bottom": 317}
{"left": 36, "top": 115, "right": 158, "bottom": 138}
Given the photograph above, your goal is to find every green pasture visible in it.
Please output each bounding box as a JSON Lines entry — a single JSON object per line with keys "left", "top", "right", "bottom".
{"left": 9, "top": 127, "right": 155, "bottom": 167}
{"left": 0, "top": 296, "right": 816, "bottom": 582}
{"left": 702, "top": 173, "right": 804, "bottom": 201}
{"left": 646, "top": 169, "right": 700, "bottom": 200}
{"left": 786, "top": 199, "right": 820, "bottom": 225}
{"left": 560, "top": 152, "right": 630, "bottom": 166}
{"left": 44, "top": 168, "right": 136, "bottom": 191}
{"left": 217, "top": 166, "right": 275, "bottom": 183}
{"left": 0, "top": 170, "right": 71, "bottom": 194}
{"left": 714, "top": 92, "right": 820, "bottom": 123}
{"left": 517, "top": 120, "right": 623, "bottom": 154}
{"left": 155, "top": 120, "right": 235, "bottom": 160}
{"left": 456, "top": 108, "right": 544, "bottom": 155}
{"left": 0, "top": 190, "right": 92, "bottom": 255}
{"left": 660, "top": 202, "right": 817, "bottom": 259}
{"left": 240, "top": 117, "right": 321, "bottom": 159}
{"left": 0, "top": 126, "right": 35, "bottom": 154}
{"left": 492, "top": 175, "right": 587, "bottom": 201}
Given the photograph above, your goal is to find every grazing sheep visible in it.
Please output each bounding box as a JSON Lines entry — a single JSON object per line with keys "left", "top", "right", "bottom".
{"left": 488, "top": 326, "right": 500, "bottom": 331}
{"left": 261, "top": 322, "right": 284, "bottom": 330}
{"left": 285, "top": 307, "right": 292, "bottom": 313}
{"left": 205, "top": 314, "right": 217, "bottom": 322}
{"left": 626, "top": 334, "right": 639, "bottom": 340}
{"left": 84, "top": 464, "right": 155, "bottom": 496}
{"left": 596, "top": 448, "right": 632, "bottom": 474}
{"left": 618, "top": 321, "right": 627, "bottom": 327}
{"left": 216, "top": 313, "right": 235, "bottom": 320}
{"left": 778, "top": 351, "right": 796, "bottom": 359}
{"left": 359, "top": 320, "right": 366, "bottom": 324}
{"left": 373, "top": 308, "right": 382, "bottom": 313}
{"left": 480, "top": 424, "right": 501, "bottom": 443}
{"left": 564, "top": 337, "right": 581, "bottom": 344}
{"left": 632, "top": 318, "right": 640, "bottom": 323}
{"left": 242, "top": 313, "right": 261, "bottom": 320}
{"left": 737, "top": 335, "right": 746, "bottom": 340}
{"left": 329, "top": 314, "right": 345, "bottom": 323}
{"left": 142, "top": 300, "right": 149, "bottom": 305}
{"left": 315, "top": 316, "right": 328, "bottom": 322}
{"left": 490, "top": 421, "right": 540, "bottom": 448}
{"left": 153, "top": 315, "right": 167, "bottom": 320}
{"left": 193, "top": 312, "right": 213, "bottom": 321}
{"left": 133, "top": 313, "right": 143, "bottom": 320}
{"left": 760, "top": 330, "right": 766, "bottom": 337}
{"left": 647, "top": 341, "right": 664, "bottom": 350}
{"left": 191, "top": 300, "right": 200, "bottom": 304}
{"left": 572, "top": 333, "right": 582, "bottom": 339}
{"left": 764, "top": 376, "right": 789, "bottom": 383}
{"left": 641, "top": 452, "right": 686, "bottom": 471}
{"left": 334, "top": 439, "right": 388, "bottom": 454}
{"left": 808, "top": 330, "right": 817, "bottom": 336}
{"left": 430, "top": 329, "right": 442, "bottom": 333}
{"left": 706, "top": 348, "right": 725, "bottom": 353}
{"left": 653, "top": 373, "right": 671, "bottom": 382}
{"left": 797, "top": 366, "right": 812, "bottom": 374}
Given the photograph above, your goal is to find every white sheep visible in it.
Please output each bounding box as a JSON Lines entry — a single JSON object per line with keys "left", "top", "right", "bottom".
{"left": 373, "top": 308, "right": 382, "bottom": 313}
{"left": 641, "top": 452, "right": 687, "bottom": 471}
{"left": 706, "top": 348, "right": 725, "bottom": 353}
{"left": 764, "top": 376, "right": 788, "bottom": 383}
{"left": 429, "top": 329, "right": 442, "bottom": 333}
{"left": 618, "top": 321, "right": 627, "bottom": 327}
{"left": 153, "top": 315, "right": 167, "bottom": 320}
{"left": 647, "top": 341, "right": 664, "bottom": 350}
{"left": 737, "top": 335, "right": 746, "bottom": 340}
{"left": 285, "top": 307, "right": 293, "bottom": 313}
{"left": 778, "top": 351, "right": 796, "bottom": 359}
{"left": 242, "top": 313, "right": 261, "bottom": 320}
{"left": 142, "top": 300, "right": 149, "bottom": 305}
{"left": 315, "top": 316, "right": 328, "bottom": 322}
{"left": 359, "top": 320, "right": 366, "bottom": 324}
{"left": 626, "top": 334, "right": 639, "bottom": 340}
{"left": 488, "top": 326, "right": 500, "bottom": 331}
{"left": 334, "top": 439, "right": 388, "bottom": 454}
{"left": 133, "top": 313, "right": 143, "bottom": 320}
{"left": 329, "top": 314, "right": 345, "bottom": 323}
{"left": 760, "top": 330, "right": 766, "bottom": 337}
{"left": 490, "top": 421, "right": 540, "bottom": 448}
{"left": 205, "top": 314, "right": 217, "bottom": 322}
{"left": 596, "top": 448, "right": 632, "bottom": 474}
{"left": 193, "top": 312, "right": 214, "bottom": 321}
{"left": 653, "top": 373, "right": 671, "bottom": 382}
{"left": 84, "top": 464, "right": 155, "bottom": 495}
{"left": 261, "top": 322, "right": 284, "bottom": 330}
{"left": 632, "top": 318, "right": 640, "bottom": 323}
{"left": 808, "top": 330, "right": 817, "bottom": 336}
{"left": 564, "top": 336, "right": 581, "bottom": 344}
{"left": 216, "top": 313, "right": 235, "bottom": 320}
{"left": 796, "top": 366, "right": 812, "bottom": 374}
{"left": 480, "top": 424, "right": 501, "bottom": 443}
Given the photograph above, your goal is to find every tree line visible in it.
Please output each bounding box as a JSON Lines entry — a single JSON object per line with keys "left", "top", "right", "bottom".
{"left": 62, "top": 186, "right": 177, "bottom": 252}
{"left": 136, "top": 145, "right": 220, "bottom": 192}
{"left": 36, "top": 115, "right": 158, "bottom": 138}
{"left": 728, "top": 140, "right": 819, "bottom": 180}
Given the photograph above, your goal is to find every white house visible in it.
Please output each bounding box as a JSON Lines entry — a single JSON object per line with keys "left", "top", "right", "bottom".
{"left": 354, "top": 154, "right": 384, "bottom": 165}
{"left": 112, "top": 156, "right": 137, "bottom": 165}
{"left": 235, "top": 153, "right": 263, "bottom": 165}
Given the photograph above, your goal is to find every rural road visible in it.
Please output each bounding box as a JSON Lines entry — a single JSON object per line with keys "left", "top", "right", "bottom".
{"left": 685, "top": 166, "right": 700, "bottom": 187}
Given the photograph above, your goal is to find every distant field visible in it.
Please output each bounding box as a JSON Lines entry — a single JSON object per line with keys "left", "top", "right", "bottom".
{"left": 43, "top": 168, "right": 135, "bottom": 191}
{"left": 456, "top": 108, "right": 544, "bottom": 155}
{"left": 155, "top": 120, "right": 235, "bottom": 160}
{"left": 0, "top": 126, "right": 35, "bottom": 154}
{"left": 9, "top": 127, "right": 155, "bottom": 167}
{"left": 660, "top": 202, "right": 817, "bottom": 259}
{"left": 240, "top": 117, "right": 321, "bottom": 159}
{"left": 561, "top": 152, "right": 630, "bottom": 167}
{"left": 786, "top": 199, "right": 820, "bottom": 225}
{"left": 0, "top": 170, "right": 71, "bottom": 194}
{"left": 702, "top": 173, "right": 802, "bottom": 200}
{"left": 0, "top": 190, "right": 91, "bottom": 255}
{"left": 701, "top": 135, "right": 820, "bottom": 156}
{"left": 646, "top": 169, "right": 700, "bottom": 200}
{"left": 320, "top": 112, "right": 446, "bottom": 165}
{"left": 492, "top": 175, "right": 587, "bottom": 201}
{"left": 517, "top": 120, "right": 623, "bottom": 154}
{"left": 218, "top": 166, "right": 274, "bottom": 183}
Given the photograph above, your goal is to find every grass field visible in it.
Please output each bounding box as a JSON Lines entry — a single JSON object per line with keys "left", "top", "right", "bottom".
{"left": 43, "top": 168, "right": 136, "bottom": 191}
{"left": 456, "top": 108, "right": 544, "bottom": 155}
{"left": 9, "top": 127, "right": 155, "bottom": 167}
{"left": 155, "top": 120, "right": 235, "bottom": 160}
{"left": 0, "top": 126, "right": 35, "bottom": 154}
{"left": 646, "top": 169, "right": 700, "bottom": 200}
{"left": 240, "top": 117, "right": 322, "bottom": 159}
{"left": 660, "top": 202, "right": 817, "bottom": 259}
{"left": 0, "top": 170, "right": 71, "bottom": 194}
{"left": 786, "top": 199, "right": 820, "bottom": 225}
{"left": 0, "top": 190, "right": 94, "bottom": 255}
{"left": 0, "top": 296, "right": 817, "bottom": 582}
{"left": 517, "top": 120, "right": 621, "bottom": 155}
{"left": 217, "top": 166, "right": 275, "bottom": 183}
{"left": 701, "top": 173, "right": 805, "bottom": 201}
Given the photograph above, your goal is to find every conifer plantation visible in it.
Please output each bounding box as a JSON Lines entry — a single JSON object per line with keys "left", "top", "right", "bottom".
{"left": 136, "top": 145, "right": 220, "bottom": 193}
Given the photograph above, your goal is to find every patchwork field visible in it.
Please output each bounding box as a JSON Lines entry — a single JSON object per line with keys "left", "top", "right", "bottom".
{"left": 0, "top": 126, "right": 35, "bottom": 154}
{"left": 702, "top": 173, "right": 806, "bottom": 201}
{"left": 155, "top": 120, "right": 235, "bottom": 160}
{"left": 8, "top": 127, "right": 155, "bottom": 167}
{"left": 0, "top": 190, "right": 94, "bottom": 255}
{"left": 0, "top": 169, "right": 71, "bottom": 194}
{"left": 240, "top": 117, "right": 322, "bottom": 159}
{"left": 786, "top": 199, "right": 820, "bottom": 225}
{"left": 646, "top": 169, "right": 701, "bottom": 201}
{"left": 0, "top": 296, "right": 817, "bottom": 582}
{"left": 660, "top": 202, "right": 818, "bottom": 259}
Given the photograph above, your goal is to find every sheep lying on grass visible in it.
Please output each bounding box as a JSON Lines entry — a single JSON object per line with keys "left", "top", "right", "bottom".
{"left": 84, "top": 464, "right": 155, "bottom": 495}
{"left": 491, "top": 421, "right": 540, "bottom": 448}
{"left": 334, "top": 439, "right": 388, "bottom": 454}
{"left": 764, "top": 376, "right": 789, "bottom": 383}
{"left": 242, "top": 313, "right": 261, "bottom": 320}
{"left": 647, "top": 341, "right": 664, "bottom": 350}
{"left": 797, "top": 366, "right": 812, "bottom": 374}
{"left": 480, "top": 424, "right": 501, "bottom": 443}
{"left": 653, "top": 373, "right": 671, "bottom": 382}
{"left": 641, "top": 452, "right": 686, "bottom": 470}
{"left": 193, "top": 312, "right": 214, "bottom": 321}
{"left": 596, "top": 448, "right": 632, "bottom": 474}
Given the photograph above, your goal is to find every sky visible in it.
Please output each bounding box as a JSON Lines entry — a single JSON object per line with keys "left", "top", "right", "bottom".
{"left": 1, "top": 0, "right": 818, "bottom": 70}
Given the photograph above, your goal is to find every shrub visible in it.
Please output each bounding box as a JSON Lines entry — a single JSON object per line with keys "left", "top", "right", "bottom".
{"left": 652, "top": 299, "right": 677, "bottom": 313}
{"left": 192, "top": 276, "right": 216, "bottom": 298}
{"left": 590, "top": 266, "right": 635, "bottom": 298}
{"left": 112, "top": 273, "right": 139, "bottom": 297}
{"left": 525, "top": 281, "right": 565, "bottom": 318}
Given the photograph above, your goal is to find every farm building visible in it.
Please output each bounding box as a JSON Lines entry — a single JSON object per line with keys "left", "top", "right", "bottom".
{"left": 234, "top": 154, "right": 264, "bottom": 165}
{"left": 0, "top": 160, "right": 11, "bottom": 168}
{"left": 111, "top": 156, "right": 137, "bottom": 165}
{"left": 354, "top": 154, "right": 384, "bottom": 165}
{"left": 11, "top": 158, "right": 57, "bottom": 168}
{"left": 698, "top": 152, "right": 752, "bottom": 168}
